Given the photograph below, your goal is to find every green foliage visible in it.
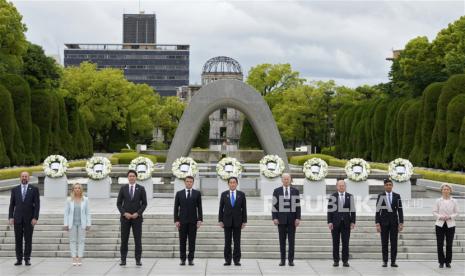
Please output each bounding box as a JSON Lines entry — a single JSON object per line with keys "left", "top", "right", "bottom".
{"left": 31, "top": 124, "right": 40, "bottom": 163}
{"left": 22, "top": 43, "right": 61, "bottom": 89}
{"left": 246, "top": 63, "right": 305, "bottom": 96}
{"left": 0, "top": 0, "right": 27, "bottom": 74}
{"left": 0, "top": 74, "right": 34, "bottom": 164}
{"left": 239, "top": 119, "right": 261, "bottom": 149}
{"left": 381, "top": 99, "right": 403, "bottom": 161}
{"left": 371, "top": 100, "right": 388, "bottom": 161}
{"left": 111, "top": 152, "right": 157, "bottom": 164}
{"left": 155, "top": 96, "right": 185, "bottom": 144}
{"left": 0, "top": 128, "right": 10, "bottom": 167}
{"left": 401, "top": 100, "right": 422, "bottom": 158}
{"left": 0, "top": 84, "right": 18, "bottom": 164}
{"left": 419, "top": 82, "right": 444, "bottom": 166}
{"left": 444, "top": 94, "right": 465, "bottom": 168}
{"left": 30, "top": 89, "right": 52, "bottom": 160}
{"left": 453, "top": 117, "right": 465, "bottom": 170}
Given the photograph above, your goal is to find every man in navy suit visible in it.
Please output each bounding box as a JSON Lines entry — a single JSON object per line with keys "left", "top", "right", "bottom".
{"left": 375, "top": 178, "right": 404, "bottom": 267}
{"left": 327, "top": 178, "right": 356, "bottom": 267}
{"left": 218, "top": 176, "right": 247, "bottom": 266}
{"left": 8, "top": 172, "right": 40, "bottom": 266}
{"left": 117, "top": 170, "right": 147, "bottom": 266}
{"left": 272, "top": 173, "right": 301, "bottom": 266}
{"left": 174, "top": 176, "right": 203, "bottom": 266}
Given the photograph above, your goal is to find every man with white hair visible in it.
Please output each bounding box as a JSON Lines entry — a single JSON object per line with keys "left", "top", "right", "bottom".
{"left": 272, "top": 173, "right": 301, "bottom": 266}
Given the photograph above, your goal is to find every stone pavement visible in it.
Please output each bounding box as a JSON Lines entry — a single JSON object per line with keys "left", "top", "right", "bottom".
{"left": 0, "top": 258, "right": 463, "bottom": 276}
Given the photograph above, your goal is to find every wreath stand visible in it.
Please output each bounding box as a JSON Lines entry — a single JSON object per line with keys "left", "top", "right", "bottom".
{"left": 87, "top": 177, "right": 111, "bottom": 198}
{"left": 44, "top": 175, "right": 68, "bottom": 198}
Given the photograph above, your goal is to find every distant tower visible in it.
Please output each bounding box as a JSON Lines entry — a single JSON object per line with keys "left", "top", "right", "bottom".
{"left": 201, "top": 56, "right": 244, "bottom": 151}
{"left": 123, "top": 12, "right": 157, "bottom": 44}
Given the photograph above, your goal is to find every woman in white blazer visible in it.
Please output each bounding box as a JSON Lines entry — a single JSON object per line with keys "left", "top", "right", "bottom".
{"left": 432, "top": 183, "right": 459, "bottom": 268}
{"left": 64, "top": 183, "right": 91, "bottom": 266}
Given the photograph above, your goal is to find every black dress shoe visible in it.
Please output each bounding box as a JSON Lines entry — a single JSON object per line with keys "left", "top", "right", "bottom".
{"left": 391, "top": 263, "right": 398, "bottom": 267}
{"left": 119, "top": 260, "right": 126, "bottom": 266}
{"left": 288, "top": 261, "right": 294, "bottom": 266}
{"left": 25, "top": 260, "right": 31, "bottom": 266}
{"left": 180, "top": 260, "right": 186, "bottom": 266}
{"left": 382, "top": 262, "right": 387, "bottom": 267}
{"left": 188, "top": 260, "right": 194, "bottom": 266}
{"left": 14, "top": 261, "right": 22, "bottom": 266}
{"left": 279, "top": 261, "right": 285, "bottom": 266}
{"left": 136, "top": 260, "right": 142, "bottom": 266}
{"left": 234, "top": 262, "right": 241, "bottom": 266}
{"left": 343, "top": 262, "right": 350, "bottom": 267}
{"left": 224, "top": 262, "right": 231, "bottom": 266}
{"left": 333, "top": 262, "right": 339, "bottom": 267}
{"left": 439, "top": 263, "right": 444, "bottom": 268}
{"left": 446, "top": 263, "right": 451, "bottom": 268}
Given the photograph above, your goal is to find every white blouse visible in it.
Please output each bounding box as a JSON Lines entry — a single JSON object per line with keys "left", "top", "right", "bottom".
{"left": 432, "top": 197, "right": 459, "bottom": 228}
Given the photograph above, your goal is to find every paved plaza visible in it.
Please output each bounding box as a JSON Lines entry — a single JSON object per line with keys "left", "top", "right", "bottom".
{"left": 0, "top": 258, "right": 464, "bottom": 276}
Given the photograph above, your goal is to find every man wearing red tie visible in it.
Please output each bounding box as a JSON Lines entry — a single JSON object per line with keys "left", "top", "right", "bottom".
{"left": 117, "top": 170, "right": 147, "bottom": 266}
{"left": 218, "top": 177, "right": 247, "bottom": 266}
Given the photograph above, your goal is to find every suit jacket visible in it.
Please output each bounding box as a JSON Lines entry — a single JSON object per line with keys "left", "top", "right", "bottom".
{"left": 272, "top": 186, "right": 301, "bottom": 225}
{"left": 117, "top": 184, "right": 147, "bottom": 221}
{"left": 375, "top": 192, "right": 403, "bottom": 226}
{"left": 9, "top": 184, "right": 40, "bottom": 223}
{"left": 174, "top": 189, "right": 203, "bottom": 224}
{"left": 327, "top": 192, "right": 356, "bottom": 226}
{"left": 218, "top": 190, "right": 247, "bottom": 228}
{"left": 64, "top": 196, "right": 92, "bottom": 229}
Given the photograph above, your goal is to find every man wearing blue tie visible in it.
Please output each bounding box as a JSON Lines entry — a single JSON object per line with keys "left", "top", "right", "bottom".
{"left": 8, "top": 172, "right": 40, "bottom": 266}
{"left": 219, "top": 177, "right": 247, "bottom": 266}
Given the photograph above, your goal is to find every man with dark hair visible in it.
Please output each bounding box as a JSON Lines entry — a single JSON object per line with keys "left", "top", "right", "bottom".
{"left": 174, "top": 176, "right": 203, "bottom": 266}
{"left": 219, "top": 176, "right": 247, "bottom": 266}
{"left": 375, "top": 178, "right": 404, "bottom": 267}
{"left": 117, "top": 170, "right": 147, "bottom": 266}
{"left": 9, "top": 172, "right": 40, "bottom": 266}
{"left": 327, "top": 178, "right": 356, "bottom": 267}
{"left": 272, "top": 173, "right": 301, "bottom": 266}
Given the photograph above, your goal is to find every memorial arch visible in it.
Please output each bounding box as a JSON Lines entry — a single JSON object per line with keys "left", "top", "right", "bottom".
{"left": 164, "top": 79, "right": 288, "bottom": 172}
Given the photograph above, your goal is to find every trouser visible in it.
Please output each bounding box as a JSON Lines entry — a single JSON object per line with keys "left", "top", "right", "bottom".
{"left": 69, "top": 226, "right": 86, "bottom": 258}
{"left": 179, "top": 222, "right": 197, "bottom": 261}
{"left": 380, "top": 223, "right": 398, "bottom": 263}
{"left": 120, "top": 218, "right": 142, "bottom": 261}
{"left": 14, "top": 220, "right": 34, "bottom": 261}
{"left": 224, "top": 226, "right": 241, "bottom": 263}
{"left": 331, "top": 220, "right": 350, "bottom": 263}
{"left": 278, "top": 223, "right": 296, "bottom": 262}
{"left": 435, "top": 223, "right": 455, "bottom": 265}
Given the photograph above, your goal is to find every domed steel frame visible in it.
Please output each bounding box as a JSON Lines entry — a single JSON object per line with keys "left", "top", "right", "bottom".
{"left": 202, "top": 56, "right": 242, "bottom": 74}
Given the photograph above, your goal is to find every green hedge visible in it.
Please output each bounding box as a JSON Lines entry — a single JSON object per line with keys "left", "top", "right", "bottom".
{"left": 0, "top": 160, "right": 87, "bottom": 180}
{"left": 443, "top": 94, "right": 465, "bottom": 169}
{"left": 111, "top": 152, "right": 157, "bottom": 164}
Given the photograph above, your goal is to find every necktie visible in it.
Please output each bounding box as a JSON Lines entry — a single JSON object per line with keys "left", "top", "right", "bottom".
{"left": 130, "top": 185, "right": 134, "bottom": 200}
{"left": 22, "top": 186, "right": 26, "bottom": 201}
{"left": 388, "top": 193, "right": 392, "bottom": 206}
{"left": 187, "top": 189, "right": 191, "bottom": 199}
{"left": 339, "top": 193, "right": 345, "bottom": 208}
{"left": 231, "top": 191, "right": 235, "bottom": 207}
{"left": 285, "top": 188, "right": 289, "bottom": 199}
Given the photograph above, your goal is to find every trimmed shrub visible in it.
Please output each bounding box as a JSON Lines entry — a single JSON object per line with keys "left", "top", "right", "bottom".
{"left": 453, "top": 117, "right": 465, "bottom": 170}
{"left": 382, "top": 99, "right": 403, "bottom": 161}
{"left": 31, "top": 89, "right": 52, "bottom": 160}
{"left": 0, "top": 128, "right": 10, "bottom": 167}
{"left": 0, "top": 75, "right": 34, "bottom": 164}
{"left": 111, "top": 152, "right": 157, "bottom": 164}
{"left": 434, "top": 74, "right": 465, "bottom": 150}
{"left": 31, "top": 124, "right": 41, "bottom": 163}
{"left": 372, "top": 100, "right": 388, "bottom": 161}
{"left": 401, "top": 100, "right": 421, "bottom": 159}
{"left": 443, "top": 94, "right": 465, "bottom": 168}
{"left": 193, "top": 120, "right": 211, "bottom": 149}
{"left": 0, "top": 84, "right": 19, "bottom": 164}
{"left": 395, "top": 100, "right": 414, "bottom": 157}
{"left": 420, "top": 82, "right": 444, "bottom": 166}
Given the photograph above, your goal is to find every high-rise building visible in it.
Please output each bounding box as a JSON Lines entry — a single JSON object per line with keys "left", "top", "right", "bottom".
{"left": 64, "top": 12, "right": 189, "bottom": 96}
{"left": 123, "top": 13, "right": 157, "bottom": 44}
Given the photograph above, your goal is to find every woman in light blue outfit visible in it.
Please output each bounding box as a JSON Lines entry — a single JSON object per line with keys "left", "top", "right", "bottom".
{"left": 64, "top": 183, "right": 91, "bottom": 266}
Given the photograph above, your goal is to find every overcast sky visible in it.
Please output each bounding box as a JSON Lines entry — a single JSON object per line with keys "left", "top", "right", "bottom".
{"left": 11, "top": 0, "right": 465, "bottom": 88}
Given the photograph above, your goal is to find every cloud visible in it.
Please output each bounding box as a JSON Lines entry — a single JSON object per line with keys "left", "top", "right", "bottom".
{"left": 11, "top": 0, "right": 465, "bottom": 87}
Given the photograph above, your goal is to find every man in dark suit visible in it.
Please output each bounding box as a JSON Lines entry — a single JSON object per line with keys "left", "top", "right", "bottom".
{"left": 219, "top": 176, "right": 247, "bottom": 266}
{"left": 174, "top": 176, "right": 203, "bottom": 266}
{"left": 327, "top": 178, "right": 356, "bottom": 267}
{"left": 8, "top": 172, "right": 40, "bottom": 266}
{"left": 375, "top": 178, "right": 404, "bottom": 267}
{"left": 272, "top": 173, "right": 301, "bottom": 266}
{"left": 117, "top": 170, "right": 147, "bottom": 266}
